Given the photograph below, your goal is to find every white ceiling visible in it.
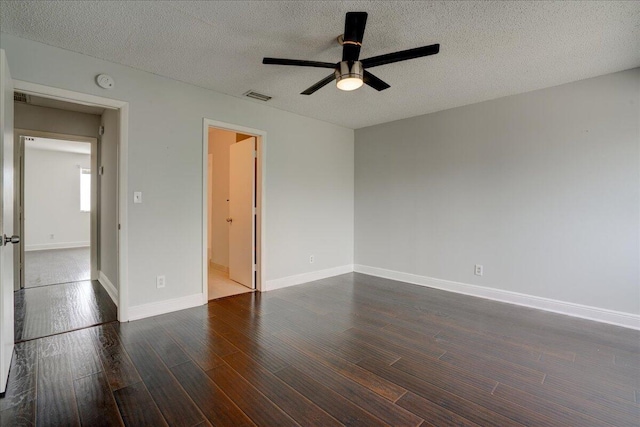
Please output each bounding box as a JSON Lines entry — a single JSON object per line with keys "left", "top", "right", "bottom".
{"left": 2, "top": 1, "right": 639, "bottom": 129}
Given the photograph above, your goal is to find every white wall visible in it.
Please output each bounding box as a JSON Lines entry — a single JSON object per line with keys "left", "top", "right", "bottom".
{"left": 99, "top": 109, "right": 118, "bottom": 288}
{"left": 208, "top": 128, "right": 235, "bottom": 269}
{"left": 0, "top": 34, "right": 354, "bottom": 308}
{"left": 15, "top": 102, "right": 100, "bottom": 138}
{"left": 24, "top": 145, "right": 90, "bottom": 250}
{"left": 355, "top": 68, "right": 640, "bottom": 315}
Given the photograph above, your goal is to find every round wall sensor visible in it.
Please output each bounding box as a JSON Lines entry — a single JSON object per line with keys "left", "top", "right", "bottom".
{"left": 96, "top": 74, "right": 115, "bottom": 89}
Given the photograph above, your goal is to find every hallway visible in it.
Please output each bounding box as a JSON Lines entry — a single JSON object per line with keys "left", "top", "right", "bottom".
{"left": 14, "top": 280, "right": 116, "bottom": 342}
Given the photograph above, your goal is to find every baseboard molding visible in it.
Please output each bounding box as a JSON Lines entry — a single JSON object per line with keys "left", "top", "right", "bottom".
{"left": 128, "top": 293, "right": 206, "bottom": 321}
{"left": 266, "top": 264, "right": 354, "bottom": 291}
{"left": 98, "top": 271, "right": 118, "bottom": 307}
{"left": 354, "top": 264, "right": 640, "bottom": 331}
{"left": 209, "top": 262, "right": 229, "bottom": 273}
{"left": 25, "top": 241, "right": 89, "bottom": 251}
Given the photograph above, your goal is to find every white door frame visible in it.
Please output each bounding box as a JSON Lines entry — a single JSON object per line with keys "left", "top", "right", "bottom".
{"left": 13, "top": 80, "right": 130, "bottom": 321}
{"left": 202, "top": 119, "right": 266, "bottom": 300}
{"left": 15, "top": 129, "right": 98, "bottom": 289}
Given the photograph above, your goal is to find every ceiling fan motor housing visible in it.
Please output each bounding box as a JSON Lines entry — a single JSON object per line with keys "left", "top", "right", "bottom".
{"left": 335, "top": 61, "right": 363, "bottom": 90}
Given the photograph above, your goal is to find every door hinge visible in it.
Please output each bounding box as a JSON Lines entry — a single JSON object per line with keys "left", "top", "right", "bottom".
{"left": 118, "top": 224, "right": 121, "bottom": 230}
{"left": 98, "top": 126, "right": 105, "bottom": 136}
{"left": 253, "top": 264, "right": 257, "bottom": 271}
{"left": 253, "top": 206, "right": 256, "bottom": 215}
{"left": 253, "top": 150, "right": 257, "bottom": 158}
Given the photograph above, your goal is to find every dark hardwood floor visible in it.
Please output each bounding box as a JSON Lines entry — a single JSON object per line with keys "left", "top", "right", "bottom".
{"left": 14, "top": 280, "right": 118, "bottom": 342}
{"left": 2, "top": 272, "right": 639, "bottom": 426}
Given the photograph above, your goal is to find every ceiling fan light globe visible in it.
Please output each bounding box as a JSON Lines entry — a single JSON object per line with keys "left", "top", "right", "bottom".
{"left": 337, "top": 77, "right": 363, "bottom": 91}
{"left": 335, "top": 60, "right": 364, "bottom": 91}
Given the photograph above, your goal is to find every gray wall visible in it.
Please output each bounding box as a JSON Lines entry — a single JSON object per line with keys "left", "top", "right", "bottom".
{"left": 355, "top": 68, "right": 640, "bottom": 315}
{"left": 1, "top": 34, "right": 354, "bottom": 308}
{"left": 15, "top": 103, "right": 100, "bottom": 138}
{"left": 99, "top": 109, "right": 118, "bottom": 289}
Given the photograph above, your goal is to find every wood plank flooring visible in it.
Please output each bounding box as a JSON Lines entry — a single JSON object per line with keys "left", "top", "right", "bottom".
{"left": 25, "top": 248, "right": 91, "bottom": 288}
{"left": 2, "top": 272, "right": 639, "bottom": 426}
{"left": 14, "top": 280, "right": 118, "bottom": 342}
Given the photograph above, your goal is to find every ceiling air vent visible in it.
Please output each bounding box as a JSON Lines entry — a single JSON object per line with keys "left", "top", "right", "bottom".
{"left": 243, "top": 90, "right": 272, "bottom": 102}
{"left": 14, "top": 91, "right": 30, "bottom": 103}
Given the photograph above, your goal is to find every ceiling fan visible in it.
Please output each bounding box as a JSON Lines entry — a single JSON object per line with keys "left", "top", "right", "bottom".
{"left": 262, "top": 12, "right": 440, "bottom": 95}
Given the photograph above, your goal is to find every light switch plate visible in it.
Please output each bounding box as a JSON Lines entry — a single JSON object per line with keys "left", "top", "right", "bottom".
{"left": 474, "top": 264, "right": 483, "bottom": 276}
{"left": 134, "top": 191, "right": 142, "bottom": 203}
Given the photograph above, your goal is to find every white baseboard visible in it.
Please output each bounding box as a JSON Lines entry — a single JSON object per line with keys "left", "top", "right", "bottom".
{"left": 209, "top": 262, "right": 229, "bottom": 273}
{"left": 25, "top": 241, "right": 89, "bottom": 251}
{"left": 266, "top": 264, "right": 354, "bottom": 291}
{"left": 354, "top": 264, "right": 640, "bottom": 331}
{"left": 98, "top": 271, "right": 118, "bottom": 307}
{"left": 128, "top": 293, "right": 206, "bottom": 321}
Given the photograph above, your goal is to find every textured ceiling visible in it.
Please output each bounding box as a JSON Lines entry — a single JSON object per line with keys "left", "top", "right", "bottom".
{"left": 1, "top": 1, "right": 639, "bottom": 129}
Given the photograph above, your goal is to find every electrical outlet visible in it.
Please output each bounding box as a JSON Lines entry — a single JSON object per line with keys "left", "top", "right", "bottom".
{"left": 474, "top": 264, "right": 483, "bottom": 276}
{"left": 309, "top": 255, "right": 314, "bottom": 264}
{"left": 156, "top": 275, "right": 166, "bottom": 289}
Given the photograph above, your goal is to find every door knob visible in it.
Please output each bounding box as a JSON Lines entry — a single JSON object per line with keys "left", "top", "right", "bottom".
{"left": 3, "top": 234, "right": 20, "bottom": 246}
{"left": 226, "top": 217, "right": 233, "bottom": 223}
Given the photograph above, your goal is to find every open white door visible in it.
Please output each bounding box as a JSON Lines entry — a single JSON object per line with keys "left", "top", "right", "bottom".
{"left": 0, "top": 49, "right": 16, "bottom": 394}
{"left": 228, "top": 137, "right": 255, "bottom": 289}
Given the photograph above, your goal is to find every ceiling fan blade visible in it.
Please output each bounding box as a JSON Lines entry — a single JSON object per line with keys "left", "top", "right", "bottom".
{"left": 342, "top": 12, "right": 368, "bottom": 62}
{"left": 263, "top": 58, "right": 337, "bottom": 69}
{"left": 301, "top": 74, "right": 336, "bottom": 95}
{"left": 363, "top": 70, "right": 390, "bottom": 91}
{"left": 361, "top": 43, "right": 440, "bottom": 68}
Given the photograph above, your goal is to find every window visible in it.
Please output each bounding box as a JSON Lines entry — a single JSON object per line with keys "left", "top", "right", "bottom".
{"left": 80, "top": 168, "right": 91, "bottom": 212}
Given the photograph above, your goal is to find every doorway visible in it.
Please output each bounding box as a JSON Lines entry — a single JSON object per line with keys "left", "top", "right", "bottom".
{"left": 16, "top": 132, "right": 96, "bottom": 290}
{"left": 9, "top": 80, "right": 130, "bottom": 323}
{"left": 12, "top": 95, "right": 120, "bottom": 341}
{"left": 203, "top": 120, "right": 265, "bottom": 300}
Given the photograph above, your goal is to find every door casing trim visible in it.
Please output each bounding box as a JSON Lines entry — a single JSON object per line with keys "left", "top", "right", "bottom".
{"left": 13, "top": 79, "right": 130, "bottom": 321}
